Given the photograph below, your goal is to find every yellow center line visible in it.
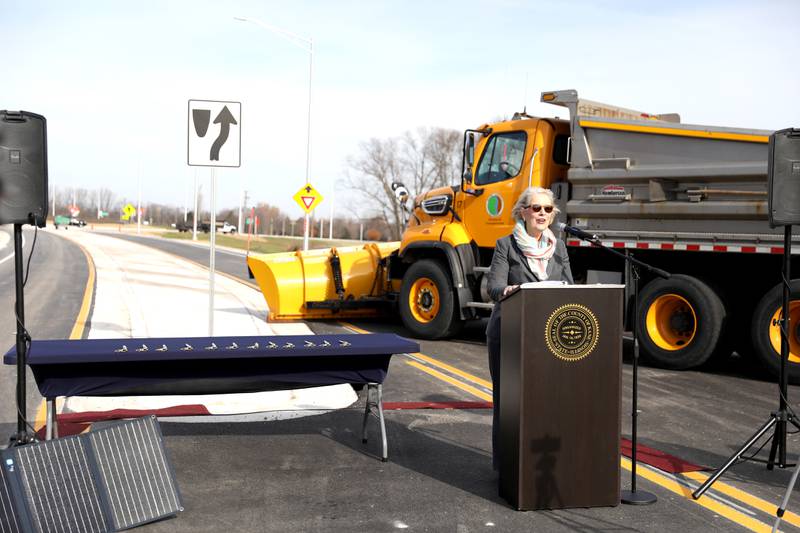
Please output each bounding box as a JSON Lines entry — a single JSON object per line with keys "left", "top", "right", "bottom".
{"left": 682, "top": 470, "right": 800, "bottom": 529}
{"left": 36, "top": 236, "right": 98, "bottom": 434}
{"left": 406, "top": 361, "right": 492, "bottom": 402}
{"left": 69, "top": 240, "right": 96, "bottom": 340}
{"left": 338, "top": 322, "right": 493, "bottom": 389}
{"left": 410, "top": 352, "right": 493, "bottom": 389}
{"left": 621, "top": 457, "right": 775, "bottom": 532}
{"left": 338, "top": 321, "right": 371, "bottom": 334}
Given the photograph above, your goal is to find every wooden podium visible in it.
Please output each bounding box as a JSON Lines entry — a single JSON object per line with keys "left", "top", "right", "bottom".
{"left": 498, "top": 284, "right": 624, "bottom": 510}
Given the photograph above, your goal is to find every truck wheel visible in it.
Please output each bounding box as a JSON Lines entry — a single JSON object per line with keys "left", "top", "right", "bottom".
{"left": 750, "top": 281, "right": 800, "bottom": 384}
{"left": 400, "top": 259, "right": 462, "bottom": 339}
{"left": 636, "top": 275, "right": 725, "bottom": 369}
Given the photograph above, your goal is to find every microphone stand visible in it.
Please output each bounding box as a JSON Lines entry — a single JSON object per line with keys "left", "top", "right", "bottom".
{"left": 564, "top": 228, "right": 670, "bottom": 505}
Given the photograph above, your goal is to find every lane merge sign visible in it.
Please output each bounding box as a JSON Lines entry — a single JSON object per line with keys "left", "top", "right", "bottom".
{"left": 293, "top": 184, "right": 324, "bottom": 214}
{"left": 188, "top": 100, "right": 241, "bottom": 167}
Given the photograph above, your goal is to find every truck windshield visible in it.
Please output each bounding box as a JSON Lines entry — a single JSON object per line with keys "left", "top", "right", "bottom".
{"left": 475, "top": 131, "right": 527, "bottom": 186}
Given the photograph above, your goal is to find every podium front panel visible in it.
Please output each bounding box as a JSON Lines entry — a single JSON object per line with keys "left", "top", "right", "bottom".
{"left": 499, "top": 285, "right": 623, "bottom": 510}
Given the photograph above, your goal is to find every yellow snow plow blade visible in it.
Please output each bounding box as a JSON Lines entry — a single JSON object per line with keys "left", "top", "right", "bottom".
{"left": 247, "top": 242, "right": 400, "bottom": 321}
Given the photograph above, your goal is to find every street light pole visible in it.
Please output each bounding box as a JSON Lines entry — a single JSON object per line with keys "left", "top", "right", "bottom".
{"left": 235, "top": 16, "right": 313, "bottom": 251}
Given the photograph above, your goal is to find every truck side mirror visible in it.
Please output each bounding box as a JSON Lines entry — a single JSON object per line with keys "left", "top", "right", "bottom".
{"left": 466, "top": 133, "right": 475, "bottom": 167}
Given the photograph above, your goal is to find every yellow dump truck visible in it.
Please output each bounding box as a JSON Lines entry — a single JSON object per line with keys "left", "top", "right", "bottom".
{"left": 249, "top": 89, "right": 799, "bottom": 382}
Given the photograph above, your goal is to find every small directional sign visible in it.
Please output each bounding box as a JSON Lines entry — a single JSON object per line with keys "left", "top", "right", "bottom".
{"left": 122, "top": 203, "right": 136, "bottom": 221}
{"left": 293, "top": 183, "right": 324, "bottom": 214}
{"left": 187, "top": 100, "right": 241, "bottom": 167}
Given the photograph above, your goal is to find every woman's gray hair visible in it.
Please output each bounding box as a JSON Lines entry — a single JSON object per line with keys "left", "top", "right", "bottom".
{"left": 511, "top": 187, "right": 560, "bottom": 222}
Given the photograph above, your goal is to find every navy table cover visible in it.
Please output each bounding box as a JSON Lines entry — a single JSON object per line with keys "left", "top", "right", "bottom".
{"left": 4, "top": 334, "right": 419, "bottom": 399}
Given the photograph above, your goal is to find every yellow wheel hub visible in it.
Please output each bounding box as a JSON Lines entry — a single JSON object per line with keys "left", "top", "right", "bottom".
{"left": 409, "top": 277, "right": 440, "bottom": 323}
{"left": 768, "top": 302, "right": 800, "bottom": 364}
{"left": 645, "top": 294, "right": 697, "bottom": 351}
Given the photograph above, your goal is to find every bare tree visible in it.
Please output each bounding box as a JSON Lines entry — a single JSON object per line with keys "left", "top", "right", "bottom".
{"left": 401, "top": 127, "right": 461, "bottom": 193}
{"left": 345, "top": 137, "right": 405, "bottom": 240}
{"left": 98, "top": 188, "right": 116, "bottom": 213}
{"left": 345, "top": 127, "right": 461, "bottom": 240}
{"left": 425, "top": 127, "right": 462, "bottom": 188}
{"left": 251, "top": 202, "right": 285, "bottom": 235}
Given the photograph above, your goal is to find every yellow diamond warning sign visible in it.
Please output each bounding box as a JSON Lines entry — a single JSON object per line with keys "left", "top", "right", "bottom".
{"left": 293, "top": 183, "right": 324, "bottom": 214}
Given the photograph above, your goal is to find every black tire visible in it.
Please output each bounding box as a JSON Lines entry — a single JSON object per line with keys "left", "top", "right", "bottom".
{"left": 636, "top": 274, "right": 726, "bottom": 369}
{"left": 750, "top": 281, "right": 800, "bottom": 384}
{"left": 399, "top": 259, "right": 462, "bottom": 339}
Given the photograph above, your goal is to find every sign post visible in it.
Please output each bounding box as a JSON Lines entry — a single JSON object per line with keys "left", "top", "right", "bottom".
{"left": 187, "top": 99, "right": 241, "bottom": 336}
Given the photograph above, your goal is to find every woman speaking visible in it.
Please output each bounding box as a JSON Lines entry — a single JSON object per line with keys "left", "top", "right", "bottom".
{"left": 485, "top": 186, "right": 574, "bottom": 469}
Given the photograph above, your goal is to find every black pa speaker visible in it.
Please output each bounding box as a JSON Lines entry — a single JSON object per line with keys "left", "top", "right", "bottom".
{"left": 0, "top": 111, "right": 48, "bottom": 227}
{"left": 768, "top": 128, "right": 800, "bottom": 228}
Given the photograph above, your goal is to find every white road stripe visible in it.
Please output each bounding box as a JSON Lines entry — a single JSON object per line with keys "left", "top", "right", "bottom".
{"left": 0, "top": 234, "right": 25, "bottom": 265}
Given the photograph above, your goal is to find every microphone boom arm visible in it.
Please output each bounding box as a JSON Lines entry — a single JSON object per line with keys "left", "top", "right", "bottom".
{"left": 559, "top": 224, "right": 670, "bottom": 280}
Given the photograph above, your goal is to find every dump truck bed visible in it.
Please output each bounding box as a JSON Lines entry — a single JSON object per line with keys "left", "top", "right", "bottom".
{"left": 543, "top": 89, "right": 777, "bottom": 238}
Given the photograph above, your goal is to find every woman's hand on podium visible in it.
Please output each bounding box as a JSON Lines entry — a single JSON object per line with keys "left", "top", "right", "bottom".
{"left": 503, "top": 285, "right": 520, "bottom": 297}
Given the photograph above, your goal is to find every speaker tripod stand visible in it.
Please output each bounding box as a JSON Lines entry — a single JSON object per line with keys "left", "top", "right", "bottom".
{"left": 9, "top": 223, "right": 35, "bottom": 446}
{"left": 773, "top": 456, "right": 800, "bottom": 532}
{"left": 693, "top": 225, "right": 798, "bottom": 499}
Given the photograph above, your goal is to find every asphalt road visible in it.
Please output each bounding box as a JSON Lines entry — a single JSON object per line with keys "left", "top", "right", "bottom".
{"left": 101, "top": 231, "right": 800, "bottom": 509}
{"left": 6, "top": 228, "right": 800, "bottom": 531}
{"left": 0, "top": 225, "right": 89, "bottom": 440}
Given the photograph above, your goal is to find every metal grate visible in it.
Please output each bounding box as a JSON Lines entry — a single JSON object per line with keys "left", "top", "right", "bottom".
{"left": 0, "top": 456, "right": 22, "bottom": 533}
{"left": 89, "top": 417, "right": 182, "bottom": 531}
{"left": 14, "top": 436, "right": 108, "bottom": 533}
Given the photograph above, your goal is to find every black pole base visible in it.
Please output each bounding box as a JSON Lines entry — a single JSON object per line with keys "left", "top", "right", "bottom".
{"left": 7, "top": 432, "right": 35, "bottom": 448}
{"left": 621, "top": 489, "right": 657, "bottom": 505}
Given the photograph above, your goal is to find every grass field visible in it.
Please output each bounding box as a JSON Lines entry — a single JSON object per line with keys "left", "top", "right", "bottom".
{"left": 161, "top": 231, "right": 362, "bottom": 254}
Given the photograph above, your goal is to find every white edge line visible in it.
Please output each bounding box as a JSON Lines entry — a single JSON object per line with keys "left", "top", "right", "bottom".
{"left": 0, "top": 233, "right": 25, "bottom": 265}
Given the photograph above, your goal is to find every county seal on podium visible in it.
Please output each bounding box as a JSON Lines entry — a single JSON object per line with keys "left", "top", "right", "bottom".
{"left": 545, "top": 303, "right": 600, "bottom": 362}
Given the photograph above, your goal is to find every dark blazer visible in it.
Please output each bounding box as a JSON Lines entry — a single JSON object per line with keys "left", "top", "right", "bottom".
{"left": 485, "top": 234, "right": 574, "bottom": 341}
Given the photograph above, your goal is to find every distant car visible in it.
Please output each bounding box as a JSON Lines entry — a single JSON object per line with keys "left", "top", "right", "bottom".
{"left": 198, "top": 221, "right": 237, "bottom": 234}
{"left": 69, "top": 218, "right": 87, "bottom": 227}
{"left": 219, "top": 222, "right": 237, "bottom": 234}
{"left": 54, "top": 215, "right": 71, "bottom": 229}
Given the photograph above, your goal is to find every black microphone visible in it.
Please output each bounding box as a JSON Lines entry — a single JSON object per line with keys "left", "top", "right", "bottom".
{"left": 556, "top": 222, "right": 598, "bottom": 241}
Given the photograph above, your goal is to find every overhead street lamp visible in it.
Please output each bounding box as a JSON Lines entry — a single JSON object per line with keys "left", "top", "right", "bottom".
{"left": 234, "top": 16, "right": 314, "bottom": 251}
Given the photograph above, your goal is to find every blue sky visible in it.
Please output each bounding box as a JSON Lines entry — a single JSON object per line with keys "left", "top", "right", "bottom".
{"left": 4, "top": 0, "right": 799, "bottom": 219}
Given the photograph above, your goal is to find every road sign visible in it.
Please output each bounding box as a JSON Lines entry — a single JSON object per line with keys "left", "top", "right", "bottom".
{"left": 187, "top": 100, "right": 241, "bottom": 167}
{"left": 122, "top": 203, "right": 136, "bottom": 221}
{"left": 293, "top": 184, "right": 324, "bottom": 214}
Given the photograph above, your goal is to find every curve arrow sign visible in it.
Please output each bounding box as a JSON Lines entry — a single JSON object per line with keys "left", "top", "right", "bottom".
{"left": 210, "top": 106, "right": 238, "bottom": 161}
